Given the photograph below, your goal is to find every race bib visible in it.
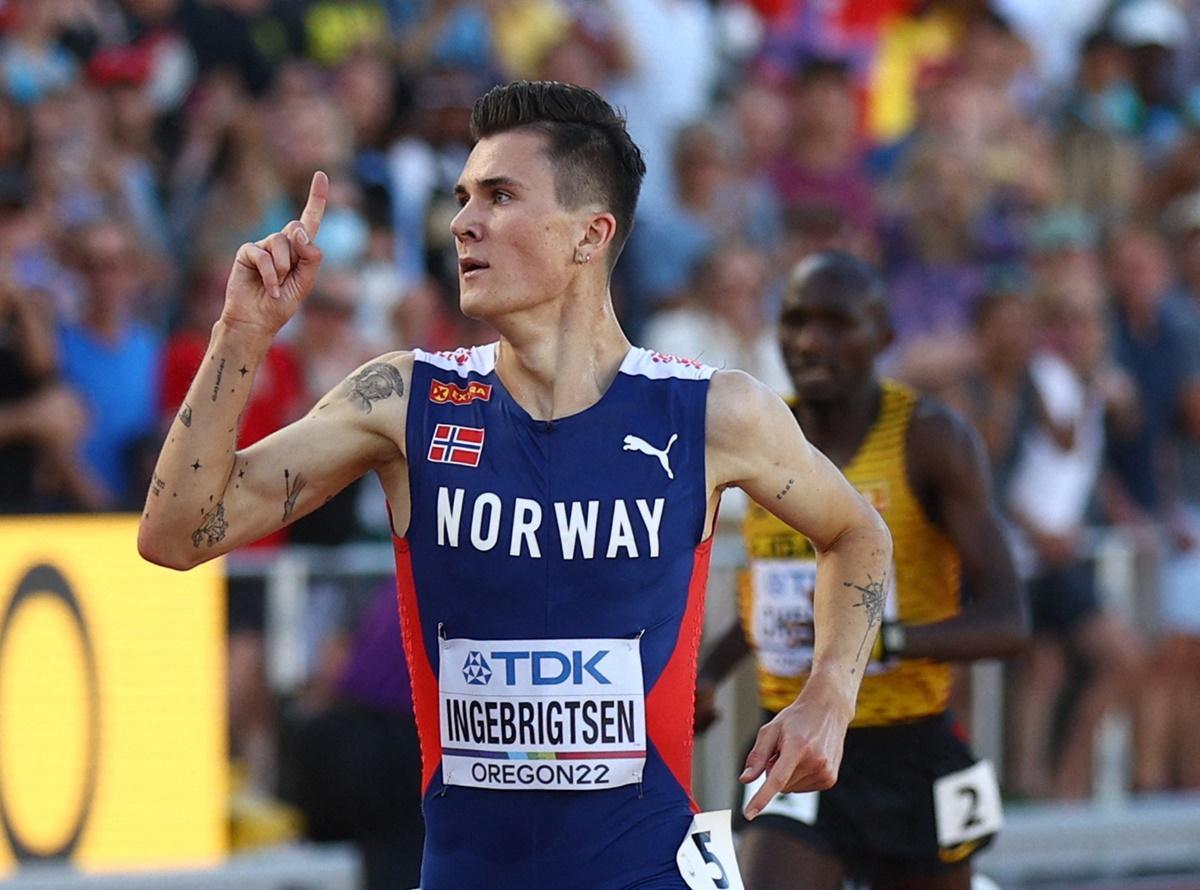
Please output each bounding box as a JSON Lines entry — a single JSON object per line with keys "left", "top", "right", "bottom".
{"left": 740, "top": 772, "right": 818, "bottom": 824}
{"left": 751, "top": 560, "right": 901, "bottom": 676}
{"left": 438, "top": 635, "right": 646, "bottom": 791}
{"left": 677, "top": 810, "right": 745, "bottom": 890}
{"left": 933, "top": 760, "right": 1004, "bottom": 847}
{"left": 750, "top": 560, "right": 818, "bottom": 677}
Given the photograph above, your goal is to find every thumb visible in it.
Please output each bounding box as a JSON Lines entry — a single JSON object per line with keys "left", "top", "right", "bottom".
{"left": 290, "top": 226, "right": 322, "bottom": 266}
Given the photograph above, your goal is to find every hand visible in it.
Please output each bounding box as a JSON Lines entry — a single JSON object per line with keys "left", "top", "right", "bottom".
{"left": 22, "top": 385, "right": 88, "bottom": 447}
{"left": 694, "top": 680, "right": 720, "bottom": 734}
{"left": 221, "top": 171, "right": 328, "bottom": 341}
{"left": 739, "top": 678, "right": 853, "bottom": 820}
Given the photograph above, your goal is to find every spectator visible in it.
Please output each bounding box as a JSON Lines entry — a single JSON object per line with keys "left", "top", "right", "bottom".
{"left": 642, "top": 240, "right": 790, "bottom": 394}
{"left": 57, "top": 218, "right": 162, "bottom": 508}
{"left": 1004, "top": 275, "right": 1144, "bottom": 799}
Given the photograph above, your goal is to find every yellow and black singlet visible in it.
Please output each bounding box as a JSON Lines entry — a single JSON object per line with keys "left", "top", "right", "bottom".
{"left": 739, "top": 380, "right": 961, "bottom": 727}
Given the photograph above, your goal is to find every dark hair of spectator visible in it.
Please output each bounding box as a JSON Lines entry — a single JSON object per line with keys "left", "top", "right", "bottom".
{"left": 469, "top": 80, "right": 647, "bottom": 264}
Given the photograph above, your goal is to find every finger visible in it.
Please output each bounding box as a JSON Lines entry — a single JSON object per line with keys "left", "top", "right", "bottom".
{"left": 285, "top": 219, "right": 321, "bottom": 264}
{"left": 740, "top": 722, "right": 780, "bottom": 784}
{"left": 259, "top": 232, "right": 294, "bottom": 285}
{"left": 299, "top": 170, "right": 328, "bottom": 239}
{"left": 238, "top": 243, "right": 280, "bottom": 300}
{"left": 744, "top": 750, "right": 801, "bottom": 821}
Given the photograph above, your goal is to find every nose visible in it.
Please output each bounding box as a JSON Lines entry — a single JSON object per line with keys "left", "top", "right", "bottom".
{"left": 450, "top": 200, "right": 480, "bottom": 244}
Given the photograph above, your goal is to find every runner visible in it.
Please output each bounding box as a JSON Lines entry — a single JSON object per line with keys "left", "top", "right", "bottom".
{"left": 138, "top": 82, "right": 893, "bottom": 889}
{"left": 696, "top": 252, "right": 1028, "bottom": 890}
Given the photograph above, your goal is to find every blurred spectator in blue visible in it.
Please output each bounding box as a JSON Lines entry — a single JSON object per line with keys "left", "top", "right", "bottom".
{"left": 0, "top": 0, "right": 80, "bottom": 105}
{"left": 1061, "top": 28, "right": 1141, "bottom": 135}
{"left": 1109, "top": 0, "right": 1193, "bottom": 164}
{"left": 1136, "top": 191, "right": 1200, "bottom": 793}
{"left": 622, "top": 120, "right": 780, "bottom": 336}
{"left": 1104, "top": 222, "right": 1200, "bottom": 520}
{"left": 642, "top": 240, "right": 790, "bottom": 394}
{"left": 57, "top": 218, "right": 162, "bottom": 508}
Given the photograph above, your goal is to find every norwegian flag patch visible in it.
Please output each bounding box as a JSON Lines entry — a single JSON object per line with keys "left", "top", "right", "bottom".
{"left": 427, "top": 423, "right": 485, "bottom": 467}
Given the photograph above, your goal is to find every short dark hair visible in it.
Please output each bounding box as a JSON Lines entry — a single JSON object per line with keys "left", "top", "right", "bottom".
{"left": 788, "top": 251, "right": 892, "bottom": 332}
{"left": 470, "top": 81, "right": 646, "bottom": 263}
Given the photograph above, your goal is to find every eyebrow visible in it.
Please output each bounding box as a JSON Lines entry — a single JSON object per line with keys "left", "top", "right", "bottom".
{"left": 454, "top": 176, "right": 526, "bottom": 196}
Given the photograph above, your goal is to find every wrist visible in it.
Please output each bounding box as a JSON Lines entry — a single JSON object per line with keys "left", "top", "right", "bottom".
{"left": 212, "top": 317, "right": 275, "bottom": 354}
{"left": 797, "top": 670, "right": 856, "bottom": 723}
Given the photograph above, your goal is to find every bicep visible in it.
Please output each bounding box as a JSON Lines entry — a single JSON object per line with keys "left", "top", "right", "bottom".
{"left": 207, "top": 360, "right": 407, "bottom": 552}
{"left": 710, "top": 373, "right": 873, "bottom": 550}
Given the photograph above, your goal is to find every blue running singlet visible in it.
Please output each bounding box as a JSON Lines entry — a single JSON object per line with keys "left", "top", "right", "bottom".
{"left": 393, "top": 343, "right": 717, "bottom": 889}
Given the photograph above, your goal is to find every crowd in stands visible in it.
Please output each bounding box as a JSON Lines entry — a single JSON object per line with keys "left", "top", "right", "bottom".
{"left": 3, "top": 0, "right": 1200, "bottom": 880}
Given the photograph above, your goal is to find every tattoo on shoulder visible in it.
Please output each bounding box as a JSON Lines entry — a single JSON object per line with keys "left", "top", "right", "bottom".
{"left": 191, "top": 501, "right": 228, "bottom": 548}
{"left": 282, "top": 468, "right": 307, "bottom": 522}
{"left": 774, "top": 478, "right": 795, "bottom": 500}
{"left": 845, "top": 574, "right": 888, "bottom": 660}
{"left": 347, "top": 362, "right": 405, "bottom": 414}
{"left": 180, "top": 403, "right": 192, "bottom": 427}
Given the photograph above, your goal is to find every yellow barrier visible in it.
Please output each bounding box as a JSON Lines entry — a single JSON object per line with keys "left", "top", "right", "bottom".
{"left": 0, "top": 515, "right": 226, "bottom": 874}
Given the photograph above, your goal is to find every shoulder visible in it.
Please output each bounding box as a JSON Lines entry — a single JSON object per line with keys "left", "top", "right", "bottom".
{"left": 706, "top": 370, "right": 795, "bottom": 471}
{"left": 906, "top": 395, "right": 989, "bottom": 494}
{"left": 410, "top": 343, "right": 499, "bottom": 377}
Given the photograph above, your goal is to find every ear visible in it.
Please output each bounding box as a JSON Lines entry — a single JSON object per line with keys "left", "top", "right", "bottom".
{"left": 576, "top": 211, "right": 619, "bottom": 263}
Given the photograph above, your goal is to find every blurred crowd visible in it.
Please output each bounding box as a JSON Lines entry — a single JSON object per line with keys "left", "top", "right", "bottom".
{"left": 3, "top": 0, "right": 1200, "bottom": 872}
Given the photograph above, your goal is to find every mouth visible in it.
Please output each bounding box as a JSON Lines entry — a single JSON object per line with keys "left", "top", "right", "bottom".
{"left": 459, "top": 257, "right": 490, "bottom": 278}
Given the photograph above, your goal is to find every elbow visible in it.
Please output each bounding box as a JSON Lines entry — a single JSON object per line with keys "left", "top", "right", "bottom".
{"left": 137, "top": 523, "right": 197, "bottom": 571}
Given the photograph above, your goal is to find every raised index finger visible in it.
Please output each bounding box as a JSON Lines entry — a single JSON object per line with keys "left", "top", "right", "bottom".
{"left": 300, "top": 170, "right": 329, "bottom": 239}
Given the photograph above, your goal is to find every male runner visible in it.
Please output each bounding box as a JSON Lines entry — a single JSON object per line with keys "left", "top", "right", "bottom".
{"left": 138, "top": 82, "right": 892, "bottom": 889}
{"left": 696, "top": 253, "right": 1028, "bottom": 890}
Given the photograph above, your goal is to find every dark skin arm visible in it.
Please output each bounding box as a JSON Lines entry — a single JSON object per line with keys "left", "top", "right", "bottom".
{"left": 902, "top": 398, "right": 1029, "bottom": 660}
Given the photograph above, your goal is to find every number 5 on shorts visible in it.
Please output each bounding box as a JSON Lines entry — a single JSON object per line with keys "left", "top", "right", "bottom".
{"left": 676, "top": 810, "right": 746, "bottom": 890}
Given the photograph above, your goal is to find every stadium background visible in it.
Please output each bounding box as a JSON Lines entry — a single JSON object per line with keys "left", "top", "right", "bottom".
{"left": 2, "top": 0, "right": 1200, "bottom": 887}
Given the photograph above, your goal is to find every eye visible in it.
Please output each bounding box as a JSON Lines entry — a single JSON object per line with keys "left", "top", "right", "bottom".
{"left": 455, "top": 192, "right": 469, "bottom": 208}
{"left": 494, "top": 191, "right": 512, "bottom": 205}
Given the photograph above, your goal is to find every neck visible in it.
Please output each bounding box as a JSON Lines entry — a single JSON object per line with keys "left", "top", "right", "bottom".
{"left": 491, "top": 282, "right": 631, "bottom": 421}
{"left": 795, "top": 381, "right": 880, "bottom": 465}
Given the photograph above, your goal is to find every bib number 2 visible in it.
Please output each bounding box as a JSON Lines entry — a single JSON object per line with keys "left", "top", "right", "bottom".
{"left": 677, "top": 810, "right": 745, "bottom": 890}
{"left": 932, "top": 760, "right": 1004, "bottom": 847}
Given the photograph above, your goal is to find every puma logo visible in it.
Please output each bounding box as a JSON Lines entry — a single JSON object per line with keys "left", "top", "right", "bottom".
{"left": 623, "top": 433, "right": 678, "bottom": 480}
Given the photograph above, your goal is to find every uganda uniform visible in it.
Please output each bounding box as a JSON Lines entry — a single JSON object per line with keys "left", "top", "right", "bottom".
{"left": 734, "top": 381, "right": 1003, "bottom": 879}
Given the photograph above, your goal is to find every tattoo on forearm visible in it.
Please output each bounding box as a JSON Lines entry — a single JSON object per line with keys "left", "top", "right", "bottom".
{"left": 347, "top": 362, "right": 405, "bottom": 414}
{"left": 191, "top": 502, "right": 228, "bottom": 548}
{"left": 845, "top": 574, "right": 888, "bottom": 660}
{"left": 191, "top": 459, "right": 202, "bottom": 471}
{"left": 211, "top": 358, "right": 226, "bottom": 401}
{"left": 238, "top": 365, "right": 249, "bottom": 377}
{"left": 774, "top": 478, "right": 795, "bottom": 500}
{"left": 282, "top": 469, "right": 307, "bottom": 521}
{"left": 151, "top": 473, "right": 165, "bottom": 497}
{"left": 180, "top": 403, "right": 192, "bottom": 427}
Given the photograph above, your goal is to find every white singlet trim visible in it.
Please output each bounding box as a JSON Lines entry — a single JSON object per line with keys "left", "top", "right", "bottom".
{"left": 414, "top": 344, "right": 499, "bottom": 377}
{"left": 620, "top": 347, "right": 715, "bottom": 381}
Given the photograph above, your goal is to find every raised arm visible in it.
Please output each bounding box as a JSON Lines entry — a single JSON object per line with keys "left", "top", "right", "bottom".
{"left": 900, "top": 400, "right": 1028, "bottom": 660}
{"left": 137, "top": 173, "right": 409, "bottom": 569}
{"left": 706, "top": 370, "right": 892, "bottom": 817}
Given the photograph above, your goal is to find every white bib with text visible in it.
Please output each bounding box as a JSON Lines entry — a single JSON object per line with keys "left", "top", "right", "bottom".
{"left": 438, "top": 635, "right": 646, "bottom": 791}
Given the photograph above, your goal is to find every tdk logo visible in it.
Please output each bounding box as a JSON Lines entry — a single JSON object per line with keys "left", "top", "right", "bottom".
{"left": 462, "top": 651, "right": 493, "bottom": 685}
{"left": 491, "top": 649, "right": 611, "bottom": 686}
